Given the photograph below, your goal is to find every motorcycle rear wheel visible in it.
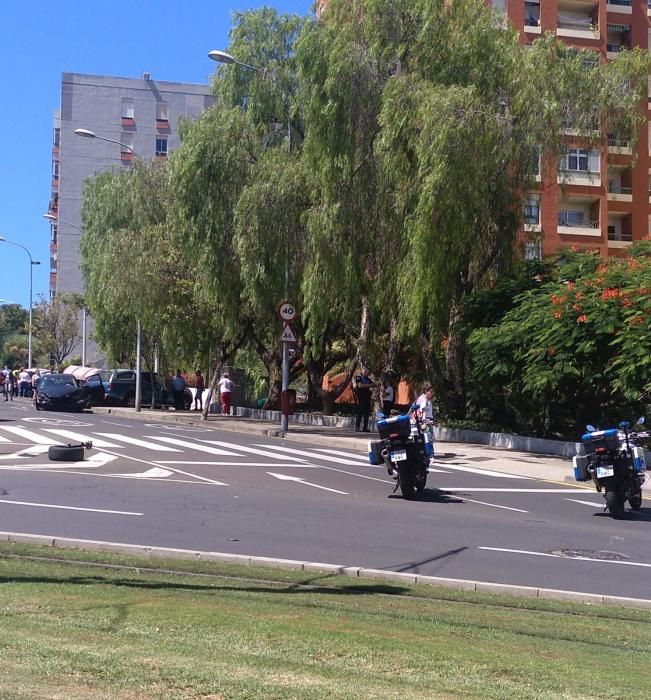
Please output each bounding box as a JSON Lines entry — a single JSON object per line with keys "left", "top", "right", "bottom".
{"left": 415, "top": 470, "right": 427, "bottom": 492}
{"left": 605, "top": 490, "right": 625, "bottom": 519}
{"left": 400, "top": 475, "right": 416, "bottom": 500}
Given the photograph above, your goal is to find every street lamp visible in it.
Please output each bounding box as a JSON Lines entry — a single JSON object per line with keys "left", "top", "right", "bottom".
{"left": 74, "top": 128, "right": 142, "bottom": 410}
{"left": 0, "top": 237, "right": 41, "bottom": 368}
{"left": 209, "top": 48, "right": 293, "bottom": 431}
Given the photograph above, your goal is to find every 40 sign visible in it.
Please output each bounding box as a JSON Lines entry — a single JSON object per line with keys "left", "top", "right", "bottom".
{"left": 277, "top": 301, "right": 298, "bottom": 323}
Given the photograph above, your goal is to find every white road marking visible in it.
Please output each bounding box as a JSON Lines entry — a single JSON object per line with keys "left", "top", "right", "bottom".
{"left": 95, "top": 447, "right": 228, "bottom": 486}
{"left": 479, "top": 546, "right": 651, "bottom": 569}
{"left": 0, "top": 426, "right": 58, "bottom": 445}
{"left": 0, "top": 434, "right": 11, "bottom": 442}
{"left": 44, "top": 429, "right": 121, "bottom": 448}
{"left": 202, "top": 440, "right": 306, "bottom": 461}
{"left": 426, "top": 466, "right": 451, "bottom": 474}
{"left": 156, "top": 461, "right": 317, "bottom": 468}
{"left": 305, "top": 464, "right": 394, "bottom": 484}
{"left": 439, "top": 464, "right": 530, "bottom": 479}
{"left": 4, "top": 452, "right": 118, "bottom": 469}
{"left": 0, "top": 445, "right": 51, "bottom": 460}
{"left": 256, "top": 444, "right": 368, "bottom": 466}
{"left": 441, "top": 488, "right": 582, "bottom": 493}
{"left": 145, "top": 436, "right": 239, "bottom": 455}
{"left": 565, "top": 498, "right": 605, "bottom": 508}
{"left": 267, "top": 472, "right": 349, "bottom": 495}
{"left": 0, "top": 499, "right": 142, "bottom": 516}
{"left": 95, "top": 433, "right": 181, "bottom": 451}
{"left": 313, "top": 448, "right": 368, "bottom": 461}
{"left": 461, "top": 497, "right": 528, "bottom": 513}
{"left": 113, "top": 467, "right": 173, "bottom": 478}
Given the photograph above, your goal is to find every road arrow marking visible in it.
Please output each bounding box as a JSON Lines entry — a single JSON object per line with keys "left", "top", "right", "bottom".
{"left": 267, "top": 472, "right": 349, "bottom": 494}
{"left": 565, "top": 498, "right": 605, "bottom": 508}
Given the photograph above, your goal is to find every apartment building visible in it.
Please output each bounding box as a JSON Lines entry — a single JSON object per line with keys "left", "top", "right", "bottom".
{"left": 317, "top": 0, "right": 651, "bottom": 258}
{"left": 47, "top": 72, "right": 212, "bottom": 363}
{"left": 504, "top": 0, "right": 651, "bottom": 259}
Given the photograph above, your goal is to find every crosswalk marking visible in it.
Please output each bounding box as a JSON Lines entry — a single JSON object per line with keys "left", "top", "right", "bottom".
{"left": 146, "top": 436, "right": 240, "bottom": 455}
{"left": 95, "top": 433, "right": 182, "bottom": 452}
{"left": 313, "top": 448, "right": 368, "bottom": 462}
{"left": 255, "top": 444, "right": 368, "bottom": 466}
{"left": 0, "top": 426, "right": 59, "bottom": 445}
{"left": 0, "top": 434, "right": 11, "bottom": 442}
{"left": 433, "top": 464, "right": 529, "bottom": 479}
{"left": 44, "top": 429, "right": 120, "bottom": 448}
{"left": 202, "top": 440, "right": 306, "bottom": 461}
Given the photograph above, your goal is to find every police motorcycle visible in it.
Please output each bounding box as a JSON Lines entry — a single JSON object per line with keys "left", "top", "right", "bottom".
{"left": 367, "top": 404, "right": 433, "bottom": 499}
{"left": 573, "top": 417, "right": 648, "bottom": 518}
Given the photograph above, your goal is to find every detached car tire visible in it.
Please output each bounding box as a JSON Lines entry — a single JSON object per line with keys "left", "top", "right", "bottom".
{"left": 48, "top": 444, "right": 85, "bottom": 462}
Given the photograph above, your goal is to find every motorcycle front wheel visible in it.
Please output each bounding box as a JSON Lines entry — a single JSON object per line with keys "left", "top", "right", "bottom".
{"left": 629, "top": 494, "right": 642, "bottom": 511}
{"left": 605, "top": 490, "right": 625, "bottom": 519}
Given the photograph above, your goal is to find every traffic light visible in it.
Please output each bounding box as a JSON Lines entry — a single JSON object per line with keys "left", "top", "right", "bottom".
{"left": 48, "top": 353, "right": 56, "bottom": 367}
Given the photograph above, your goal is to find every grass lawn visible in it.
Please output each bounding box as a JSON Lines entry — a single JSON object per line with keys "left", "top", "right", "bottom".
{"left": 0, "top": 542, "right": 649, "bottom": 699}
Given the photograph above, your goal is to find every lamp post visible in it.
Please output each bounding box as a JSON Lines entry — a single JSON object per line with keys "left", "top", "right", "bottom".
{"left": 43, "top": 213, "right": 87, "bottom": 364}
{"left": 0, "top": 237, "right": 41, "bottom": 368}
{"left": 74, "top": 128, "right": 143, "bottom": 410}
{"left": 209, "top": 48, "right": 293, "bottom": 431}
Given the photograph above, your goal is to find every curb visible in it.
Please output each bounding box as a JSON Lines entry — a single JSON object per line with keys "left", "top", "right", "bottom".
{"left": 1, "top": 531, "right": 649, "bottom": 610}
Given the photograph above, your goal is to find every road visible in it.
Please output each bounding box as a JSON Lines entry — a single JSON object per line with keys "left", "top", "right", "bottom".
{"left": 0, "top": 400, "right": 649, "bottom": 600}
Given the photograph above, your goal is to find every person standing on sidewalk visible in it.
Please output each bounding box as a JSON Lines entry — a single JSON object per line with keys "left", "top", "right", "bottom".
{"left": 193, "top": 370, "right": 205, "bottom": 411}
{"left": 353, "top": 367, "right": 376, "bottom": 432}
{"left": 18, "top": 368, "right": 30, "bottom": 397}
{"left": 218, "top": 372, "right": 236, "bottom": 416}
{"left": 381, "top": 376, "right": 395, "bottom": 418}
{"left": 171, "top": 369, "right": 186, "bottom": 411}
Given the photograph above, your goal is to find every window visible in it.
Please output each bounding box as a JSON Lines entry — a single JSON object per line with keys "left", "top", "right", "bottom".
{"left": 566, "top": 148, "right": 589, "bottom": 171}
{"left": 52, "top": 161, "right": 59, "bottom": 180}
{"left": 155, "top": 137, "right": 168, "bottom": 157}
{"left": 53, "top": 128, "right": 60, "bottom": 147}
{"left": 156, "top": 102, "right": 169, "bottom": 121}
{"left": 121, "top": 98, "right": 135, "bottom": 120}
{"left": 524, "top": 195, "right": 540, "bottom": 225}
{"left": 524, "top": 241, "right": 542, "bottom": 261}
{"left": 121, "top": 132, "right": 134, "bottom": 154}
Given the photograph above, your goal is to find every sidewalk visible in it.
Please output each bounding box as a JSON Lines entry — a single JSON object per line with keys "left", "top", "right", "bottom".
{"left": 92, "top": 406, "right": 574, "bottom": 484}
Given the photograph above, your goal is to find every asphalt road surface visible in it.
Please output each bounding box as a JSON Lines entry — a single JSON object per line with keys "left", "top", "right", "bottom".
{"left": 0, "top": 400, "right": 649, "bottom": 599}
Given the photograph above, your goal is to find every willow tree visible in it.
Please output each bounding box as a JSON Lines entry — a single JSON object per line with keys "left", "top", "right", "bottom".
{"left": 298, "top": 0, "right": 651, "bottom": 415}
{"left": 171, "top": 9, "right": 316, "bottom": 409}
{"left": 80, "top": 160, "right": 190, "bottom": 374}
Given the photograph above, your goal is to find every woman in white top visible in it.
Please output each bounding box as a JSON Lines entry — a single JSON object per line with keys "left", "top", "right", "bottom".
{"left": 218, "top": 372, "right": 237, "bottom": 416}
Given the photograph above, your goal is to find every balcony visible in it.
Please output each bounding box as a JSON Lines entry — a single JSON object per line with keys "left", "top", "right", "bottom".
{"left": 606, "top": 0, "right": 632, "bottom": 13}
{"left": 558, "top": 169, "right": 601, "bottom": 186}
{"left": 558, "top": 212, "right": 601, "bottom": 237}
{"left": 607, "top": 135, "right": 632, "bottom": 155}
{"left": 607, "top": 182, "right": 632, "bottom": 202}
{"left": 557, "top": 1, "right": 599, "bottom": 40}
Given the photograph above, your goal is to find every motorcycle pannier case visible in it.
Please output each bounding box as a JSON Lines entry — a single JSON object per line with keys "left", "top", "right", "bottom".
{"left": 572, "top": 454, "right": 590, "bottom": 482}
{"left": 368, "top": 440, "right": 385, "bottom": 466}
{"left": 377, "top": 414, "right": 411, "bottom": 441}
{"left": 581, "top": 429, "right": 619, "bottom": 452}
{"left": 632, "top": 446, "right": 647, "bottom": 473}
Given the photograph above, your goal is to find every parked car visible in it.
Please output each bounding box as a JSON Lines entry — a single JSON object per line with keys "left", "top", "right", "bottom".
{"left": 34, "top": 373, "right": 97, "bottom": 412}
{"left": 105, "top": 370, "right": 192, "bottom": 410}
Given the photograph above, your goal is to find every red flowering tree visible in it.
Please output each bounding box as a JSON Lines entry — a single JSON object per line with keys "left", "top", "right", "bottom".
{"left": 468, "top": 242, "right": 651, "bottom": 438}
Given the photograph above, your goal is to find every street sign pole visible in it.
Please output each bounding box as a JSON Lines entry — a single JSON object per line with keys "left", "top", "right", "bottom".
{"left": 277, "top": 300, "right": 297, "bottom": 433}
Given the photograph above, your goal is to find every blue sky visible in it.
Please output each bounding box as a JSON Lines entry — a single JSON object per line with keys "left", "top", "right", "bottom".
{"left": 0, "top": 0, "right": 312, "bottom": 310}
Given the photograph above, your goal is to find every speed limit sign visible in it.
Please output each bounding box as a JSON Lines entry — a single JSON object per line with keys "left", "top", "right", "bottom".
{"left": 277, "top": 300, "right": 297, "bottom": 323}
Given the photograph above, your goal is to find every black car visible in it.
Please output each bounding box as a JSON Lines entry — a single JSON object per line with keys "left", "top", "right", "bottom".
{"left": 105, "top": 369, "right": 192, "bottom": 410}
{"left": 34, "top": 373, "right": 98, "bottom": 412}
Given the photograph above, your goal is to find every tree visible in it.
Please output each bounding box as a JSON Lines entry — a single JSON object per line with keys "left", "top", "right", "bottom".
{"left": 468, "top": 244, "right": 651, "bottom": 438}
{"left": 298, "top": 0, "right": 651, "bottom": 415}
{"left": 32, "top": 293, "right": 81, "bottom": 369}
